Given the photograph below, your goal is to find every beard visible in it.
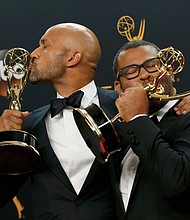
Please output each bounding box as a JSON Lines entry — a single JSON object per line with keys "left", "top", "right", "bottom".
{"left": 148, "top": 75, "right": 175, "bottom": 114}
{"left": 29, "top": 56, "right": 66, "bottom": 84}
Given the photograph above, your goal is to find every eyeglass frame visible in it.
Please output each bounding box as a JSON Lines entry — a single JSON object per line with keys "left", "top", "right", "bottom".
{"left": 116, "top": 57, "right": 159, "bottom": 80}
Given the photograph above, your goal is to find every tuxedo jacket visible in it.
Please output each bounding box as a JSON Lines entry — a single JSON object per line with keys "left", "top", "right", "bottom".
{"left": 14, "top": 87, "right": 124, "bottom": 220}
{"left": 120, "top": 106, "right": 190, "bottom": 220}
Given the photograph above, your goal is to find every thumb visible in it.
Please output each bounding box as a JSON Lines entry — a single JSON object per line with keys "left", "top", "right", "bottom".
{"left": 21, "top": 111, "right": 30, "bottom": 118}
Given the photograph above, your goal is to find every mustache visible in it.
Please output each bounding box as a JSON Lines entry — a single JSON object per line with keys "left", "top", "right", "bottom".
{"left": 30, "top": 57, "right": 36, "bottom": 64}
{"left": 28, "top": 57, "right": 36, "bottom": 70}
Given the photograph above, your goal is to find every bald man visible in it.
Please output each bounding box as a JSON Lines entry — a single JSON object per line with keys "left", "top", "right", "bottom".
{"left": 0, "top": 23, "right": 125, "bottom": 220}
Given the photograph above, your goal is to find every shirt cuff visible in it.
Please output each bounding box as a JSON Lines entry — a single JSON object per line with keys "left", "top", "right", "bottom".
{"left": 130, "top": 114, "right": 148, "bottom": 121}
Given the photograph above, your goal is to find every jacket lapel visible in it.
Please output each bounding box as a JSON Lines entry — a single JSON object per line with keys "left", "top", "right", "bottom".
{"left": 158, "top": 105, "right": 179, "bottom": 136}
{"left": 126, "top": 161, "right": 144, "bottom": 211}
{"left": 31, "top": 106, "right": 75, "bottom": 192}
{"left": 97, "top": 87, "right": 119, "bottom": 118}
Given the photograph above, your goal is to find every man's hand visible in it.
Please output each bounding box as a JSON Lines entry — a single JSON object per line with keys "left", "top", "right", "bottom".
{"left": 115, "top": 86, "right": 149, "bottom": 122}
{"left": 174, "top": 96, "right": 190, "bottom": 115}
{"left": 0, "top": 109, "right": 29, "bottom": 131}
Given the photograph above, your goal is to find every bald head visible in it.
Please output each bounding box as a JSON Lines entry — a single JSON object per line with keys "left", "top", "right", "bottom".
{"left": 45, "top": 23, "right": 101, "bottom": 71}
{"left": 30, "top": 22, "right": 101, "bottom": 95}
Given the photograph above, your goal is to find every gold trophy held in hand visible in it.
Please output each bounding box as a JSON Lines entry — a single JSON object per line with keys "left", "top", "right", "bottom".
{"left": 0, "top": 48, "right": 40, "bottom": 175}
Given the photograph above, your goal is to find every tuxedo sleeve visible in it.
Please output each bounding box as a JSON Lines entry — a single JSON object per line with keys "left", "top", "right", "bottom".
{"left": 120, "top": 115, "right": 190, "bottom": 196}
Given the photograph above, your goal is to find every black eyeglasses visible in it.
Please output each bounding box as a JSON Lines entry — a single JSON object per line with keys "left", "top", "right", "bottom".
{"left": 116, "top": 57, "right": 159, "bottom": 80}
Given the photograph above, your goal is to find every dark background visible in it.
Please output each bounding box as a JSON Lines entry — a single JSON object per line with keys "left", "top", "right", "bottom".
{"left": 0, "top": 0, "right": 190, "bottom": 219}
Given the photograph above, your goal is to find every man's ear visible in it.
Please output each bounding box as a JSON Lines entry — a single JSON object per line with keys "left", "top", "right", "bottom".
{"left": 67, "top": 51, "right": 81, "bottom": 67}
{"left": 114, "top": 80, "right": 122, "bottom": 95}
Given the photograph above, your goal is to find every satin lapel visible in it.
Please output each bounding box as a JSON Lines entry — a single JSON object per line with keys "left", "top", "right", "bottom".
{"left": 97, "top": 87, "right": 119, "bottom": 118}
{"left": 79, "top": 88, "right": 119, "bottom": 194}
{"left": 33, "top": 106, "right": 75, "bottom": 192}
{"left": 158, "top": 106, "right": 178, "bottom": 136}
{"left": 79, "top": 159, "right": 102, "bottom": 195}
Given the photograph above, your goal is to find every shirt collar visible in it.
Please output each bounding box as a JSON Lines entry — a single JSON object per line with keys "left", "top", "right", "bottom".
{"left": 56, "top": 80, "right": 97, "bottom": 109}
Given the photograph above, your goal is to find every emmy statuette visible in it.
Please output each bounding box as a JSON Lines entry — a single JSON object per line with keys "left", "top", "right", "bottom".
{"left": 0, "top": 48, "right": 40, "bottom": 175}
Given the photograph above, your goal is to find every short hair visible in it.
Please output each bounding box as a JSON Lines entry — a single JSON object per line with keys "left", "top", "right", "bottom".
{"left": 112, "top": 40, "right": 160, "bottom": 78}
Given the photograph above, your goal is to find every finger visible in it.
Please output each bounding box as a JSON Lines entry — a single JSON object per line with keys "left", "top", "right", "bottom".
{"left": 174, "top": 100, "right": 186, "bottom": 110}
{"left": 175, "top": 96, "right": 190, "bottom": 111}
{"left": 0, "top": 110, "right": 24, "bottom": 130}
{"left": 175, "top": 110, "right": 188, "bottom": 116}
{"left": 175, "top": 102, "right": 190, "bottom": 114}
{"left": 119, "top": 92, "right": 124, "bottom": 98}
{"left": 9, "top": 115, "right": 23, "bottom": 126}
{"left": 21, "top": 111, "right": 30, "bottom": 118}
{"left": 2, "top": 115, "right": 22, "bottom": 130}
{"left": 175, "top": 110, "right": 183, "bottom": 115}
{"left": 3, "top": 109, "right": 23, "bottom": 119}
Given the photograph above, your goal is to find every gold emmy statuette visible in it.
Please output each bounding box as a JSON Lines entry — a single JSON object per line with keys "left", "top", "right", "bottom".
{"left": 73, "top": 46, "right": 187, "bottom": 164}
{"left": 145, "top": 46, "right": 185, "bottom": 100}
{"left": 0, "top": 48, "right": 41, "bottom": 175}
{"left": 117, "top": 15, "right": 145, "bottom": 41}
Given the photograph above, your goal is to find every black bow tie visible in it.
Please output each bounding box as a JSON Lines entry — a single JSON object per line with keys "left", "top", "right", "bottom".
{"left": 50, "top": 90, "right": 84, "bottom": 118}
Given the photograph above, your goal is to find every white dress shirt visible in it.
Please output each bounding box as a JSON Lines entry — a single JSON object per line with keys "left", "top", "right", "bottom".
{"left": 120, "top": 148, "right": 139, "bottom": 211}
{"left": 45, "top": 81, "right": 99, "bottom": 194}
{"left": 120, "top": 100, "right": 178, "bottom": 211}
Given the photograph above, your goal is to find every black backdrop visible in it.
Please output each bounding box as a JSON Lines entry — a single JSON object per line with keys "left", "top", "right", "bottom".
{"left": 0, "top": 0, "right": 190, "bottom": 219}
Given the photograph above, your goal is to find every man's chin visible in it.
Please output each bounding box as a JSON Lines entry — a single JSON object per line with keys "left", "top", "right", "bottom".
{"left": 30, "top": 80, "right": 39, "bottom": 84}
{"left": 29, "top": 77, "right": 41, "bottom": 84}
{"left": 29, "top": 78, "right": 50, "bottom": 85}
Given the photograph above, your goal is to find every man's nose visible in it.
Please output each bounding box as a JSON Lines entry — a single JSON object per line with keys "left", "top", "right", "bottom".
{"left": 30, "top": 47, "right": 41, "bottom": 59}
{"left": 139, "top": 66, "right": 151, "bottom": 80}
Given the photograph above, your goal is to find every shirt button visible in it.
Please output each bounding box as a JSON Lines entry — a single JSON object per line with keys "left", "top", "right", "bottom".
{"left": 127, "top": 129, "right": 134, "bottom": 135}
{"left": 75, "top": 199, "right": 82, "bottom": 206}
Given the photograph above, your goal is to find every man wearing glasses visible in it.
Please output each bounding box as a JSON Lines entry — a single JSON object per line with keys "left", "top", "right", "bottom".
{"left": 113, "top": 40, "right": 190, "bottom": 220}
{"left": 116, "top": 57, "right": 158, "bottom": 81}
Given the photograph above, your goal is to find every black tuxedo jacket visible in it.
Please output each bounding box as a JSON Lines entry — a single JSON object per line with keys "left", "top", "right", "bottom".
{"left": 14, "top": 87, "right": 124, "bottom": 220}
{"left": 120, "top": 106, "right": 190, "bottom": 220}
